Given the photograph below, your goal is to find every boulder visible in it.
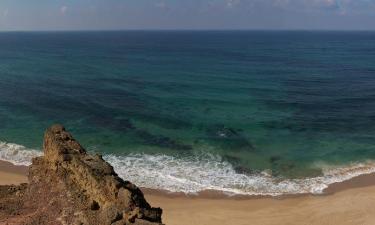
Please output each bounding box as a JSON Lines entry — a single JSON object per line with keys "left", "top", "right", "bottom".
{"left": 0, "top": 125, "right": 163, "bottom": 225}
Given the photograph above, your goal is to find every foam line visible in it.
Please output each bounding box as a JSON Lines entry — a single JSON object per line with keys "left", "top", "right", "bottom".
{"left": 0, "top": 142, "right": 42, "bottom": 166}
{"left": 104, "top": 153, "right": 375, "bottom": 196}
{"left": 1, "top": 141, "right": 375, "bottom": 196}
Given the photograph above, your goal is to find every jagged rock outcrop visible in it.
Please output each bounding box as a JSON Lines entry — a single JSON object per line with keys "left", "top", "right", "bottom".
{"left": 0, "top": 125, "right": 163, "bottom": 225}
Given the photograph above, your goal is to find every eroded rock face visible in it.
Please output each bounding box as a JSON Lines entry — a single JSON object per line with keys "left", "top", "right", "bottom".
{"left": 0, "top": 125, "right": 163, "bottom": 225}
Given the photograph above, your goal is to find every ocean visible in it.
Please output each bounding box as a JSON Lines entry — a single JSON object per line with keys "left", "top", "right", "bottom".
{"left": 1, "top": 30, "right": 375, "bottom": 196}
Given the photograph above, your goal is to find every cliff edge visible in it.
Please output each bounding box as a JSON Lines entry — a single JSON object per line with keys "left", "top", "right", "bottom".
{"left": 0, "top": 125, "right": 163, "bottom": 225}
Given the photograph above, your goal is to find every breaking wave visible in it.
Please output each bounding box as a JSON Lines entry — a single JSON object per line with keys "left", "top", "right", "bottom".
{"left": 104, "top": 153, "right": 375, "bottom": 196}
{"left": 0, "top": 142, "right": 42, "bottom": 166}
{"left": 1, "top": 141, "right": 375, "bottom": 196}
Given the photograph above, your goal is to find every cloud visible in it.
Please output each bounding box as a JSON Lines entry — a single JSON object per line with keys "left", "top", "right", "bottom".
{"left": 312, "top": 0, "right": 340, "bottom": 10}
{"left": 273, "top": 0, "right": 291, "bottom": 8}
{"left": 295, "top": 0, "right": 374, "bottom": 13}
{"left": 218, "top": 0, "right": 375, "bottom": 13}
{"left": 1, "top": 0, "right": 375, "bottom": 30}
{"left": 3, "top": 9, "right": 9, "bottom": 18}
{"left": 155, "top": 1, "right": 167, "bottom": 9}
{"left": 226, "top": 0, "right": 242, "bottom": 8}
{"left": 60, "top": 6, "right": 68, "bottom": 15}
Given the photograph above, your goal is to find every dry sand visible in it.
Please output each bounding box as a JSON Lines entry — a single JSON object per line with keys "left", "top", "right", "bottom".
{"left": 0, "top": 160, "right": 28, "bottom": 185}
{"left": 1, "top": 160, "right": 375, "bottom": 225}
{"left": 147, "top": 187, "right": 375, "bottom": 225}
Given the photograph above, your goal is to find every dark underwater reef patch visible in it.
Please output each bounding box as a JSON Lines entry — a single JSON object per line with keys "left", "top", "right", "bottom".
{"left": 90, "top": 116, "right": 136, "bottom": 133}
{"left": 222, "top": 155, "right": 256, "bottom": 175}
{"left": 88, "top": 115, "right": 192, "bottom": 151}
{"left": 136, "top": 129, "right": 192, "bottom": 151}
{"left": 205, "top": 124, "right": 254, "bottom": 152}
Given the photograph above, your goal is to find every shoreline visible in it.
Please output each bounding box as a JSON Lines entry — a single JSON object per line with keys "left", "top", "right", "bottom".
{"left": 2, "top": 160, "right": 375, "bottom": 224}
{"left": 2, "top": 159, "right": 375, "bottom": 199}
{"left": 0, "top": 160, "right": 28, "bottom": 185}
{"left": 3, "top": 141, "right": 375, "bottom": 198}
{"left": 144, "top": 173, "right": 375, "bottom": 200}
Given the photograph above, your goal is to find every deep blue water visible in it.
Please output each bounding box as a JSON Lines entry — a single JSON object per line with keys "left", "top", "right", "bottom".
{"left": 1, "top": 31, "right": 375, "bottom": 195}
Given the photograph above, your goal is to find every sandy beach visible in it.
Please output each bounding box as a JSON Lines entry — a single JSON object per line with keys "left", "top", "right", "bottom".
{"left": 1, "top": 160, "right": 375, "bottom": 225}
{"left": 0, "top": 161, "right": 28, "bottom": 186}
{"left": 146, "top": 185, "right": 375, "bottom": 225}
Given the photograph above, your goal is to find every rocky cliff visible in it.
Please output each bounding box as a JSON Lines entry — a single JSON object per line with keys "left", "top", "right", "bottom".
{"left": 0, "top": 125, "right": 163, "bottom": 225}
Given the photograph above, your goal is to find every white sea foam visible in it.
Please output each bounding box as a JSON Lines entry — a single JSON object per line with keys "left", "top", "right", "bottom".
{"left": 104, "top": 154, "right": 375, "bottom": 196}
{"left": 1, "top": 140, "right": 375, "bottom": 196}
{"left": 0, "top": 142, "right": 42, "bottom": 166}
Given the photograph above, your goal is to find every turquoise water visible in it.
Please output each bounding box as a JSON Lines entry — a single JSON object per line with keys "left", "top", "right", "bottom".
{"left": 1, "top": 31, "right": 375, "bottom": 195}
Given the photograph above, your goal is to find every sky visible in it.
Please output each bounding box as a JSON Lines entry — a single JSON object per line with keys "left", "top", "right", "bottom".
{"left": 0, "top": 0, "right": 375, "bottom": 31}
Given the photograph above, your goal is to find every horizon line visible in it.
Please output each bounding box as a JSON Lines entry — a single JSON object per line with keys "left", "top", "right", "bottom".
{"left": 1, "top": 28, "right": 375, "bottom": 33}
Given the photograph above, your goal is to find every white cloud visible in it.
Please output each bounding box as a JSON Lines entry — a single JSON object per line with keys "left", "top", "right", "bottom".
{"left": 3, "top": 8, "right": 9, "bottom": 18}
{"left": 221, "top": 0, "right": 375, "bottom": 13}
{"left": 226, "top": 0, "right": 242, "bottom": 8}
{"left": 60, "top": 6, "right": 68, "bottom": 15}
{"left": 155, "top": 1, "right": 167, "bottom": 9}
{"left": 313, "top": 0, "right": 339, "bottom": 8}
{"left": 273, "top": 0, "right": 291, "bottom": 7}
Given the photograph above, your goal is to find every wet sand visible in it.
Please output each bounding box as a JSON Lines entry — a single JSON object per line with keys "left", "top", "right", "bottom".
{"left": 1, "top": 160, "right": 375, "bottom": 225}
